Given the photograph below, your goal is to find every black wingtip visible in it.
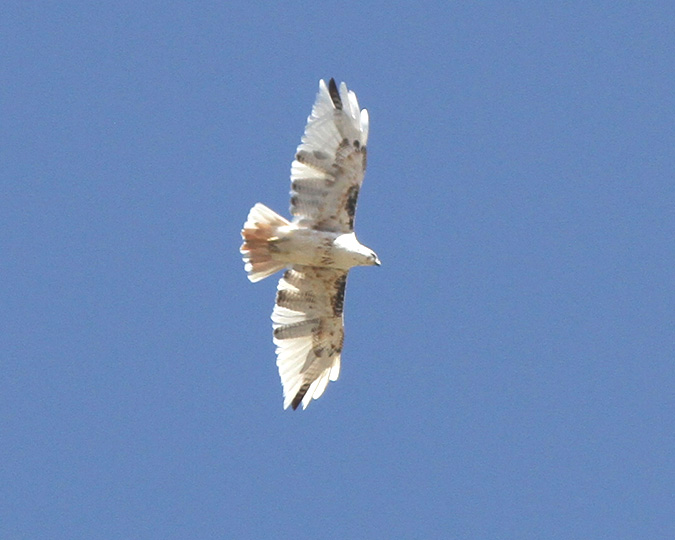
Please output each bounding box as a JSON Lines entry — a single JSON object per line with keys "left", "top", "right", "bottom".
{"left": 328, "top": 78, "right": 342, "bottom": 110}
{"left": 291, "top": 383, "right": 310, "bottom": 410}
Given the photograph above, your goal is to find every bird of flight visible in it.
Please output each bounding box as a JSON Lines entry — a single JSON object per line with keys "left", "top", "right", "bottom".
{"left": 240, "top": 79, "right": 380, "bottom": 410}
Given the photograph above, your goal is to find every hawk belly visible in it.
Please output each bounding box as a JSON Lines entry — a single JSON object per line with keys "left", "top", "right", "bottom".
{"left": 270, "top": 228, "right": 374, "bottom": 270}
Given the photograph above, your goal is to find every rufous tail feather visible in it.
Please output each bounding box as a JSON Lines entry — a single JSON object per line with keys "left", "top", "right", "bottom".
{"left": 240, "top": 203, "right": 289, "bottom": 282}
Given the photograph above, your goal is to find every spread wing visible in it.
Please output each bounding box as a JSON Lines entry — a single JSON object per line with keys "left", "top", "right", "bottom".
{"left": 289, "top": 78, "right": 369, "bottom": 233}
{"left": 272, "top": 266, "right": 348, "bottom": 410}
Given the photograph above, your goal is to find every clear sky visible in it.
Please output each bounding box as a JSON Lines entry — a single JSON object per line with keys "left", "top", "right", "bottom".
{"left": 2, "top": 2, "right": 674, "bottom": 539}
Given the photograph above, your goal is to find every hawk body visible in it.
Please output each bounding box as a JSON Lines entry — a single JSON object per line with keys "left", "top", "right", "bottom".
{"left": 240, "top": 79, "right": 379, "bottom": 409}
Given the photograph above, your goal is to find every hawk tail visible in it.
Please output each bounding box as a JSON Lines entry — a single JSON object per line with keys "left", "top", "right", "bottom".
{"left": 240, "top": 203, "right": 289, "bottom": 282}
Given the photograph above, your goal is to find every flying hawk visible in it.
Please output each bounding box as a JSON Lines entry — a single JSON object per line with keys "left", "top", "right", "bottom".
{"left": 240, "top": 79, "right": 380, "bottom": 410}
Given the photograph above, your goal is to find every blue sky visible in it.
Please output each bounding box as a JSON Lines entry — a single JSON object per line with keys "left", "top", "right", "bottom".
{"left": 2, "top": 2, "right": 674, "bottom": 538}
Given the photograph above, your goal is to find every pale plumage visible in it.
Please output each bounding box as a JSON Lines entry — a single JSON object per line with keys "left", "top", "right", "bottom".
{"left": 240, "top": 79, "right": 379, "bottom": 409}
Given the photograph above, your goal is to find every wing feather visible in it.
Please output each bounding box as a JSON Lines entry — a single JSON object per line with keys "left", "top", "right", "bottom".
{"left": 289, "top": 79, "right": 369, "bottom": 233}
{"left": 272, "top": 266, "right": 347, "bottom": 409}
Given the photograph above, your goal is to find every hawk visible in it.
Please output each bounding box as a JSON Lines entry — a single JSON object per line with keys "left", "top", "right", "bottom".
{"left": 240, "top": 79, "right": 380, "bottom": 410}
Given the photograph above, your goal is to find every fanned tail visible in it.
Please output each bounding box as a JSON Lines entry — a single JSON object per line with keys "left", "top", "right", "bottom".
{"left": 240, "top": 203, "right": 289, "bottom": 282}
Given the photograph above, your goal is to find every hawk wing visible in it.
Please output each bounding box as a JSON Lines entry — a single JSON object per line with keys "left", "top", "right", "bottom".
{"left": 289, "top": 78, "right": 369, "bottom": 233}
{"left": 272, "top": 266, "right": 348, "bottom": 410}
